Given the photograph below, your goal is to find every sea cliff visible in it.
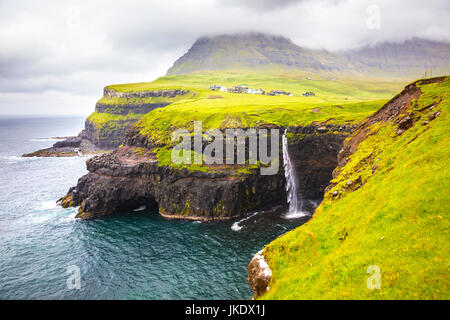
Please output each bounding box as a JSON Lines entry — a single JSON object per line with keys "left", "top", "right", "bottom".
{"left": 60, "top": 122, "right": 353, "bottom": 220}
{"left": 248, "top": 76, "right": 450, "bottom": 299}
{"left": 23, "top": 87, "right": 191, "bottom": 157}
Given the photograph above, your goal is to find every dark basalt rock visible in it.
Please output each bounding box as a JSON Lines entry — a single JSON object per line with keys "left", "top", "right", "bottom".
{"left": 103, "top": 88, "right": 189, "bottom": 99}
{"left": 60, "top": 123, "right": 355, "bottom": 221}
{"left": 248, "top": 250, "right": 272, "bottom": 298}
{"left": 74, "top": 89, "right": 191, "bottom": 149}
{"left": 61, "top": 147, "right": 286, "bottom": 220}
{"left": 22, "top": 137, "right": 98, "bottom": 157}
{"left": 95, "top": 102, "right": 171, "bottom": 115}
{"left": 53, "top": 136, "right": 81, "bottom": 148}
{"left": 286, "top": 124, "right": 355, "bottom": 200}
{"left": 82, "top": 118, "right": 137, "bottom": 149}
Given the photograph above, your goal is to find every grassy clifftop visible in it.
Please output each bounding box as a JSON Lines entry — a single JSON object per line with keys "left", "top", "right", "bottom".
{"left": 130, "top": 72, "right": 403, "bottom": 144}
{"left": 259, "top": 76, "right": 450, "bottom": 299}
{"left": 120, "top": 72, "right": 403, "bottom": 171}
{"left": 85, "top": 71, "right": 404, "bottom": 168}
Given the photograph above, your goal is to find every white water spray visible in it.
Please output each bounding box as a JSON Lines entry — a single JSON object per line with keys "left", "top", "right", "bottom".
{"left": 282, "top": 130, "right": 308, "bottom": 218}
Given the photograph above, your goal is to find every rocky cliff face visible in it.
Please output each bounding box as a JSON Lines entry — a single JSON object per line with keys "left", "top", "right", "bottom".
{"left": 286, "top": 123, "right": 354, "bottom": 200}
{"left": 59, "top": 122, "right": 353, "bottom": 220}
{"left": 327, "top": 76, "right": 446, "bottom": 197}
{"left": 103, "top": 88, "right": 188, "bottom": 99}
{"left": 94, "top": 102, "right": 171, "bottom": 115}
{"left": 60, "top": 145, "right": 286, "bottom": 220}
{"left": 82, "top": 88, "right": 191, "bottom": 149}
{"left": 248, "top": 250, "right": 272, "bottom": 298}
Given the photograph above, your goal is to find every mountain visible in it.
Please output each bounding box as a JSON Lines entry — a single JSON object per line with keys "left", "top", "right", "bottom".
{"left": 344, "top": 38, "right": 450, "bottom": 77}
{"left": 167, "top": 33, "right": 450, "bottom": 77}
{"left": 167, "top": 33, "right": 349, "bottom": 75}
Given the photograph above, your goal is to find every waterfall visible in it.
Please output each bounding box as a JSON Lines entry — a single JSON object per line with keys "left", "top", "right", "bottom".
{"left": 282, "top": 130, "right": 308, "bottom": 218}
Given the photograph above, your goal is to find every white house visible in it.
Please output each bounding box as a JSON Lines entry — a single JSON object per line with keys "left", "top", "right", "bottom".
{"left": 247, "top": 88, "right": 263, "bottom": 94}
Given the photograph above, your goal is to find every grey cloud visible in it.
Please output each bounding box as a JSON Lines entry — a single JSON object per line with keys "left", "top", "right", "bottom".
{"left": 0, "top": 0, "right": 449, "bottom": 114}
{"left": 218, "top": 0, "right": 304, "bottom": 11}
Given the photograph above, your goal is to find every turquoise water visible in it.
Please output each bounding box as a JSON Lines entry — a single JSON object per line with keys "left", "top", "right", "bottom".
{"left": 0, "top": 116, "right": 311, "bottom": 299}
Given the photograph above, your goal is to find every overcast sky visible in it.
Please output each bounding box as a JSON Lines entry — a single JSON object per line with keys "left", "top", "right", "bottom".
{"left": 0, "top": 0, "right": 449, "bottom": 115}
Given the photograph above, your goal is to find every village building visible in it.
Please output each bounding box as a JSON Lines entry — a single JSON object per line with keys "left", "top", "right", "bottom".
{"left": 210, "top": 85, "right": 228, "bottom": 92}
{"left": 269, "top": 90, "right": 293, "bottom": 96}
{"left": 209, "top": 85, "right": 281, "bottom": 96}
{"left": 247, "top": 88, "right": 263, "bottom": 94}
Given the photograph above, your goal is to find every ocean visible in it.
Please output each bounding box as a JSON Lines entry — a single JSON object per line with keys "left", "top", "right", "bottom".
{"left": 0, "top": 116, "right": 310, "bottom": 299}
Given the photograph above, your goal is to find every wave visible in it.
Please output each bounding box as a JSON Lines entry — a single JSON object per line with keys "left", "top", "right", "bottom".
{"left": 58, "top": 211, "right": 78, "bottom": 223}
{"left": 39, "top": 200, "right": 57, "bottom": 210}
{"left": 30, "top": 213, "right": 54, "bottom": 224}
{"left": 29, "top": 206, "right": 78, "bottom": 224}
{"left": 282, "top": 210, "right": 310, "bottom": 219}
{"left": 231, "top": 211, "right": 259, "bottom": 231}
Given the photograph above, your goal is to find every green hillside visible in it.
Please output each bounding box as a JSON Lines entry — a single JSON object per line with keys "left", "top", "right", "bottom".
{"left": 105, "top": 72, "right": 403, "bottom": 169}
{"left": 259, "top": 76, "right": 450, "bottom": 299}
{"left": 100, "top": 74, "right": 405, "bottom": 138}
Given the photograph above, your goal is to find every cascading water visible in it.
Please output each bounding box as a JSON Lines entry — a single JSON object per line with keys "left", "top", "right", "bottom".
{"left": 282, "top": 130, "right": 308, "bottom": 218}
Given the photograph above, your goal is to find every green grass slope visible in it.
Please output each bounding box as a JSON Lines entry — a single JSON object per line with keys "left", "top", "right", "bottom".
{"left": 260, "top": 76, "right": 450, "bottom": 299}
{"left": 126, "top": 72, "right": 403, "bottom": 142}
{"left": 120, "top": 72, "right": 403, "bottom": 169}
{"left": 84, "top": 72, "right": 404, "bottom": 152}
{"left": 105, "top": 72, "right": 405, "bottom": 97}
